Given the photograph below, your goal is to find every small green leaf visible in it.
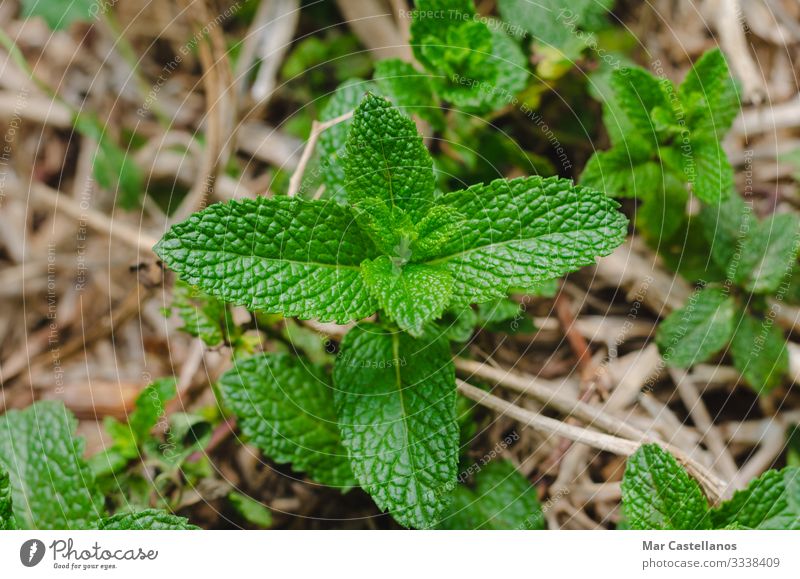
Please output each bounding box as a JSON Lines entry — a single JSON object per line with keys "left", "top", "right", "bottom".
{"left": 636, "top": 165, "right": 688, "bottom": 241}
{"left": 218, "top": 353, "right": 356, "bottom": 488}
{"left": 699, "top": 192, "right": 754, "bottom": 272}
{"left": 344, "top": 93, "right": 435, "bottom": 221}
{"left": 731, "top": 314, "right": 788, "bottom": 395}
{"left": 621, "top": 443, "right": 710, "bottom": 530}
{"left": 129, "top": 378, "right": 177, "bottom": 443}
{"left": 228, "top": 491, "right": 273, "bottom": 528}
{"left": 679, "top": 48, "right": 740, "bottom": 138}
{"left": 333, "top": 325, "right": 458, "bottom": 528}
{"left": 498, "top": 0, "right": 612, "bottom": 52}
{"left": 686, "top": 138, "right": 733, "bottom": 204}
{"left": 373, "top": 59, "right": 443, "bottom": 128}
{"left": 0, "top": 466, "right": 15, "bottom": 530}
{"left": 427, "top": 176, "right": 628, "bottom": 306}
{"left": 99, "top": 509, "right": 199, "bottom": 530}
{"left": 437, "top": 460, "right": 544, "bottom": 530}
{"left": 361, "top": 256, "right": 453, "bottom": 336}
{"left": 710, "top": 467, "right": 800, "bottom": 529}
{"left": 610, "top": 67, "right": 671, "bottom": 134}
{"left": 734, "top": 212, "right": 800, "bottom": 294}
{"left": 410, "top": 0, "right": 482, "bottom": 74}
{"left": 89, "top": 377, "right": 177, "bottom": 477}
{"left": 21, "top": 0, "right": 93, "bottom": 30}
{"left": 580, "top": 137, "right": 658, "bottom": 199}
{"left": 170, "top": 280, "right": 233, "bottom": 347}
{"left": 0, "top": 401, "right": 104, "bottom": 529}
{"left": 155, "top": 196, "right": 380, "bottom": 324}
{"left": 656, "top": 286, "right": 736, "bottom": 368}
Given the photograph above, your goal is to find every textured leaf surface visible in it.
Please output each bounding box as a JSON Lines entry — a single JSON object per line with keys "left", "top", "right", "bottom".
{"left": 687, "top": 138, "right": 733, "bottom": 204}
{"left": 437, "top": 460, "right": 544, "bottom": 530}
{"left": 580, "top": 137, "right": 657, "bottom": 199}
{"left": 333, "top": 325, "right": 458, "bottom": 528}
{"left": 99, "top": 509, "right": 198, "bottom": 530}
{"left": 361, "top": 256, "right": 453, "bottom": 336}
{"left": 498, "top": 0, "right": 612, "bottom": 50}
{"left": 680, "top": 48, "right": 740, "bottom": 138}
{"left": 734, "top": 212, "right": 800, "bottom": 294}
{"left": 428, "top": 176, "right": 628, "bottom": 305}
{"left": 0, "top": 401, "right": 103, "bottom": 529}
{"left": 170, "top": 280, "right": 231, "bottom": 346}
{"left": 621, "top": 444, "right": 710, "bottom": 530}
{"left": 0, "top": 466, "right": 14, "bottom": 529}
{"left": 155, "top": 196, "right": 380, "bottom": 324}
{"left": 699, "top": 193, "right": 754, "bottom": 272}
{"left": 129, "top": 378, "right": 176, "bottom": 442}
{"left": 219, "top": 353, "right": 355, "bottom": 488}
{"left": 344, "top": 93, "right": 435, "bottom": 221}
{"left": 731, "top": 314, "right": 788, "bottom": 395}
{"left": 611, "top": 67, "right": 670, "bottom": 134}
{"left": 710, "top": 468, "right": 800, "bottom": 529}
{"left": 656, "top": 287, "right": 736, "bottom": 368}
{"left": 410, "top": 0, "right": 480, "bottom": 73}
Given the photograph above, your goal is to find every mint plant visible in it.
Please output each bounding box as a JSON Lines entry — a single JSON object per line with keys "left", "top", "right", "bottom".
{"left": 581, "top": 48, "right": 739, "bottom": 242}
{"left": 622, "top": 444, "right": 800, "bottom": 530}
{"left": 155, "top": 92, "right": 627, "bottom": 527}
{"left": 656, "top": 193, "right": 800, "bottom": 395}
{"left": 307, "top": 0, "right": 528, "bottom": 200}
{"left": 0, "top": 401, "right": 197, "bottom": 530}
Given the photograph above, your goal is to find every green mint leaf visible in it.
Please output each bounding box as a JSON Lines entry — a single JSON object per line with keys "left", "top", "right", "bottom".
{"left": 656, "top": 286, "right": 736, "bottom": 368}
{"left": 411, "top": 205, "right": 466, "bottom": 262}
{"left": 373, "top": 59, "right": 444, "bottom": 128}
{"left": 129, "top": 378, "right": 176, "bottom": 443}
{"left": 610, "top": 67, "right": 671, "bottom": 134}
{"left": 437, "top": 305, "right": 479, "bottom": 343}
{"left": 0, "top": 401, "right": 103, "bottom": 529}
{"left": 710, "top": 467, "right": 800, "bottom": 529}
{"left": 333, "top": 325, "right": 458, "bottom": 528}
{"left": 621, "top": 443, "right": 710, "bottom": 530}
{"left": 99, "top": 509, "right": 199, "bottom": 530}
{"left": 731, "top": 314, "right": 789, "bottom": 395}
{"left": 435, "top": 27, "right": 527, "bottom": 112}
{"left": 699, "top": 193, "right": 754, "bottom": 272}
{"left": 318, "top": 79, "right": 374, "bottom": 200}
{"left": 21, "top": 0, "right": 93, "bottom": 30}
{"left": 686, "top": 138, "right": 733, "bottom": 204}
{"left": 580, "top": 136, "right": 658, "bottom": 198}
{"left": 428, "top": 176, "right": 628, "bottom": 306}
{"left": 734, "top": 212, "right": 800, "bottom": 294}
{"left": 344, "top": 93, "right": 435, "bottom": 221}
{"left": 155, "top": 196, "right": 380, "bottom": 324}
{"left": 169, "top": 280, "right": 233, "bottom": 347}
{"left": 679, "top": 48, "right": 740, "bottom": 138}
{"left": 218, "top": 353, "right": 356, "bottom": 488}
{"left": 361, "top": 256, "right": 453, "bottom": 336}
{"left": 90, "top": 377, "right": 177, "bottom": 477}
{"left": 410, "top": 0, "right": 482, "bottom": 75}
{"left": 228, "top": 491, "right": 273, "bottom": 528}
{"left": 437, "top": 460, "right": 544, "bottom": 529}
{"left": 499, "top": 0, "right": 612, "bottom": 51}
{"left": 0, "top": 466, "right": 15, "bottom": 529}
{"left": 636, "top": 164, "right": 688, "bottom": 242}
